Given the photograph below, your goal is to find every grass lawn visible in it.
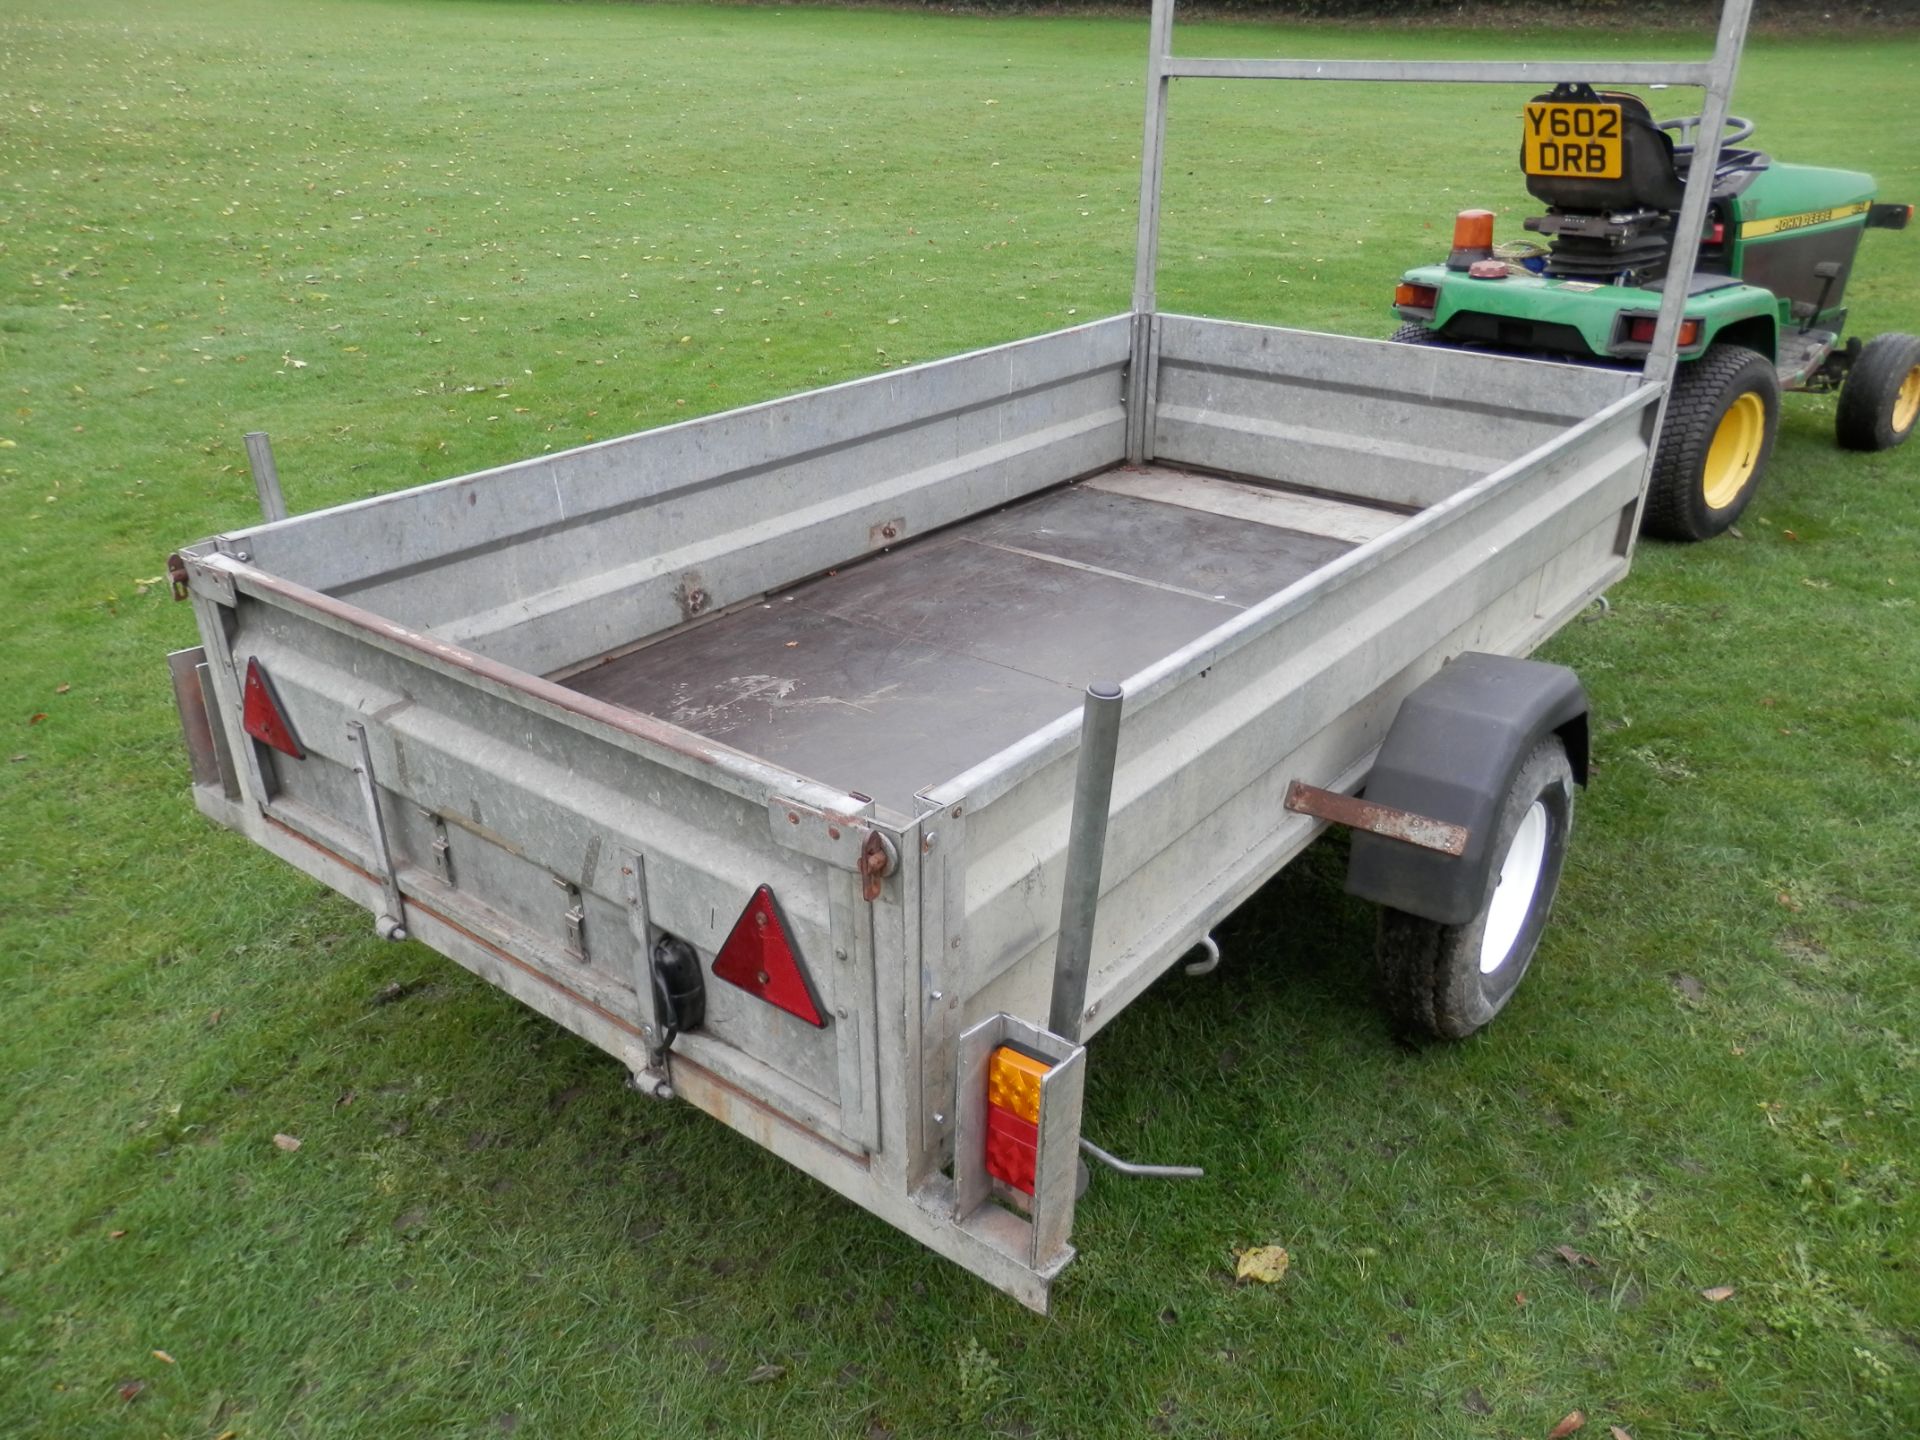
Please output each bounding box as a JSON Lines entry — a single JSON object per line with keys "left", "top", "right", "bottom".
{"left": 3, "top": 0, "right": 1917, "bottom": 1434}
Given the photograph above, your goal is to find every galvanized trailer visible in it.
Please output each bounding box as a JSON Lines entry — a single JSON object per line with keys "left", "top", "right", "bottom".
{"left": 168, "top": 0, "right": 1754, "bottom": 1310}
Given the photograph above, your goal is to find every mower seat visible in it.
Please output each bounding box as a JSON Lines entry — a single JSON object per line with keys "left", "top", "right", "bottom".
{"left": 1523, "top": 91, "right": 1684, "bottom": 215}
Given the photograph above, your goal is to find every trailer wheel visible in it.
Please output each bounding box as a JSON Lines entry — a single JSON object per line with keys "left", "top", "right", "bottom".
{"left": 1375, "top": 736, "right": 1574, "bottom": 1041}
{"left": 1643, "top": 344, "right": 1778, "bottom": 542}
{"left": 1388, "top": 322, "right": 1446, "bottom": 346}
{"left": 1835, "top": 332, "right": 1920, "bottom": 452}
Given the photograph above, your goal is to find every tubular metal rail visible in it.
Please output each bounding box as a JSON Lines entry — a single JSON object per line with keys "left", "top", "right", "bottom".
{"left": 1124, "top": 0, "right": 1756, "bottom": 490}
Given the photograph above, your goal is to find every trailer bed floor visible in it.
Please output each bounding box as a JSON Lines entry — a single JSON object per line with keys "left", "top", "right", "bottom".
{"left": 562, "top": 465, "right": 1402, "bottom": 812}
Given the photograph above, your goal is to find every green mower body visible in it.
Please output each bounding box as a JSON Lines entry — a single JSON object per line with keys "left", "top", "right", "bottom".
{"left": 1391, "top": 91, "right": 1916, "bottom": 540}
{"left": 1396, "top": 162, "right": 1887, "bottom": 377}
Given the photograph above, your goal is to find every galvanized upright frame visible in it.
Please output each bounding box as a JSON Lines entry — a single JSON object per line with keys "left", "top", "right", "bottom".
{"left": 1125, "top": 0, "right": 1757, "bottom": 481}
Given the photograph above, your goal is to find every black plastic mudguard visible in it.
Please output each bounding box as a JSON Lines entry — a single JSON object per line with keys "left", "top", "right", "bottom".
{"left": 1345, "top": 652, "right": 1589, "bottom": 927}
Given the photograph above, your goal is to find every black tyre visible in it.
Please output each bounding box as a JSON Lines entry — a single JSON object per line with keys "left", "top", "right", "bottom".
{"left": 1375, "top": 736, "right": 1575, "bottom": 1041}
{"left": 1835, "top": 332, "right": 1920, "bottom": 452}
{"left": 1644, "top": 343, "right": 1779, "bottom": 542}
{"left": 1388, "top": 321, "right": 1446, "bottom": 346}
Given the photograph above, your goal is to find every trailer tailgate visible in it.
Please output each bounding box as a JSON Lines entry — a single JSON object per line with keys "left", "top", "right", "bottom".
{"left": 179, "top": 552, "right": 893, "bottom": 1157}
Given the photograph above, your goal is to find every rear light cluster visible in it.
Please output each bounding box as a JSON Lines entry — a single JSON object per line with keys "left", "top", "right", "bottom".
{"left": 1625, "top": 316, "right": 1702, "bottom": 347}
{"left": 984, "top": 1045, "right": 1050, "bottom": 1195}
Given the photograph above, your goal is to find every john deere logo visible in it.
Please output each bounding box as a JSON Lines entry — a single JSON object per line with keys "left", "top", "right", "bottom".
{"left": 1741, "top": 201, "right": 1872, "bottom": 239}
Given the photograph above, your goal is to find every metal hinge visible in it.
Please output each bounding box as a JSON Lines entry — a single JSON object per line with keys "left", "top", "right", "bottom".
{"left": 419, "top": 810, "right": 453, "bottom": 885}
{"left": 554, "top": 876, "right": 587, "bottom": 960}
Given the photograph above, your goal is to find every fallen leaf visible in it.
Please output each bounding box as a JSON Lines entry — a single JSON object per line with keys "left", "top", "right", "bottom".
{"left": 371, "top": 979, "right": 424, "bottom": 1006}
{"left": 153, "top": 1350, "right": 175, "bottom": 1365}
{"left": 392, "top": 1207, "right": 429, "bottom": 1236}
{"left": 55, "top": 682, "right": 71, "bottom": 694}
{"left": 1700, "top": 1285, "right": 1735, "bottom": 1302}
{"left": 1548, "top": 1412, "right": 1586, "bottom": 1439}
{"left": 1461, "top": 1386, "right": 1493, "bottom": 1416}
{"left": 744, "top": 1362, "right": 786, "bottom": 1384}
{"left": 272, "top": 1132, "right": 302, "bottom": 1152}
{"left": 28, "top": 712, "right": 48, "bottom": 725}
{"left": 118, "top": 1380, "right": 145, "bottom": 1402}
{"left": 1610, "top": 1428, "right": 1634, "bottom": 1440}
{"left": 1553, "top": 1244, "right": 1598, "bottom": 1269}
{"left": 1515, "top": 1291, "right": 1528, "bottom": 1306}
{"left": 1234, "top": 1245, "right": 1290, "bottom": 1284}
{"left": 109, "top": 1230, "right": 126, "bottom": 1240}
{"left": 1776, "top": 892, "right": 1804, "bottom": 913}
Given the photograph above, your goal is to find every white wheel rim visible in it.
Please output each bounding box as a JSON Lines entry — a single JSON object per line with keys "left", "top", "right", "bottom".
{"left": 1480, "top": 800, "right": 1549, "bottom": 974}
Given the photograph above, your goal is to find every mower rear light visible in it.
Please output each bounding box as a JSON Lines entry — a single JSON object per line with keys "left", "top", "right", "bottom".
{"left": 985, "top": 1044, "right": 1051, "bottom": 1194}
{"left": 1394, "top": 281, "right": 1438, "bottom": 312}
{"left": 241, "top": 657, "right": 305, "bottom": 759}
{"left": 1707, "top": 221, "right": 1727, "bottom": 245}
{"left": 711, "top": 885, "right": 828, "bottom": 1027}
{"left": 1625, "top": 316, "right": 1702, "bottom": 347}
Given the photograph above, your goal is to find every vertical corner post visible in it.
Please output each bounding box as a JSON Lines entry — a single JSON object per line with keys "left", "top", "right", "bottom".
{"left": 1625, "top": 0, "right": 1756, "bottom": 548}
{"left": 244, "top": 431, "right": 288, "bottom": 524}
{"left": 1049, "top": 682, "right": 1124, "bottom": 1042}
{"left": 1126, "top": 0, "right": 1178, "bottom": 462}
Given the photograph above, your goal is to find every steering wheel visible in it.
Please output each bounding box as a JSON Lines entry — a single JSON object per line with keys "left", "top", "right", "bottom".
{"left": 1657, "top": 113, "right": 1756, "bottom": 156}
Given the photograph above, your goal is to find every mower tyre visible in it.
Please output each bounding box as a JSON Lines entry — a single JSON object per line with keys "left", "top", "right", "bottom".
{"left": 1836, "top": 332, "right": 1920, "bottom": 452}
{"left": 1645, "top": 343, "right": 1779, "bottom": 542}
{"left": 1387, "top": 322, "right": 1447, "bottom": 346}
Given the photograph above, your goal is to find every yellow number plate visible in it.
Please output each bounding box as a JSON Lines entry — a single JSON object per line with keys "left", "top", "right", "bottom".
{"left": 1522, "top": 102, "right": 1624, "bottom": 180}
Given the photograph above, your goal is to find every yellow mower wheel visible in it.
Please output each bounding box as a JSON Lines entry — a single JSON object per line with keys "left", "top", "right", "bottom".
{"left": 1837, "top": 332, "right": 1920, "bottom": 452}
{"left": 1644, "top": 344, "right": 1779, "bottom": 543}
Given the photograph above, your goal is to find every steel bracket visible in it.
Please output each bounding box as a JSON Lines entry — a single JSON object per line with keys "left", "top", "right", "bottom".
{"left": 952, "top": 1014, "right": 1087, "bottom": 1273}
{"left": 185, "top": 552, "right": 238, "bottom": 608}
{"left": 621, "top": 853, "right": 671, "bottom": 1086}
{"left": 344, "top": 720, "right": 408, "bottom": 941}
{"left": 1284, "top": 779, "right": 1469, "bottom": 857}
{"left": 769, "top": 794, "right": 878, "bottom": 869}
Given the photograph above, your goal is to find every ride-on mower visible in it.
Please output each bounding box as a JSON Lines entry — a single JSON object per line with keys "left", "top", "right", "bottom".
{"left": 1391, "top": 85, "right": 1916, "bottom": 540}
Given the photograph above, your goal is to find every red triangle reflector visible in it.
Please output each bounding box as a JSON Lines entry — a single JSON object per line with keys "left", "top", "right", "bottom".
{"left": 712, "top": 886, "right": 827, "bottom": 1028}
{"left": 241, "top": 657, "right": 305, "bottom": 759}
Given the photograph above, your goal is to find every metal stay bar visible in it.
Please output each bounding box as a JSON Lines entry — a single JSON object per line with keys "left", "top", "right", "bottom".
{"left": 1126, "top": 0, "right": 1757, "bottom": 462}
{"left": 1162, "top": 58, "right": 1712, "bottom": 86}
